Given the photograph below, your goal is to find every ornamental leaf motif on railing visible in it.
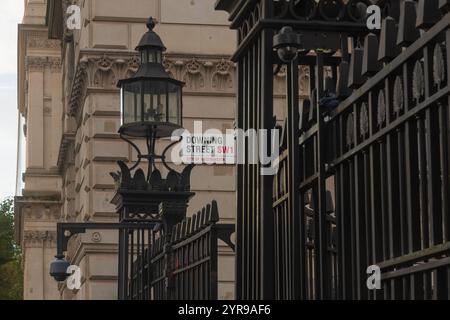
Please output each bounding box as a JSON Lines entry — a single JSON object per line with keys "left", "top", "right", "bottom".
{"left": 377, "top": 90, "right": 386, "bottom": 127}
{"left": 360, "top": 102, "right": 369, "bottom": 137}
{"left": 413, "top": 60, "right": 425, "bottom": 103}
{"left": 393, "top": 76, "right": 404, "bottom": 115}
{"left": 346, "top": 112, "right": 355, "bottom": 147}
{"left": 433, "top": 43, "right": 446, "bottom": 87}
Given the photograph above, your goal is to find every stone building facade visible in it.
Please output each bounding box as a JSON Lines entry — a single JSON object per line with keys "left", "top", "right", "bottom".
{"left": 15, "top": 0, "right": 238, "bottom": 300}
{"left": 15, "top": 0, "right": 310, "bottom": 300}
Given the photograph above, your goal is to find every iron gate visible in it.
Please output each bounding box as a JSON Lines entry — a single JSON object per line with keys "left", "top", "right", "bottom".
{"left": 217, "top": 0, "right": 450, "bottom": 300}
{"left": 123, "top": 201, "right": 235, "bottom": 300}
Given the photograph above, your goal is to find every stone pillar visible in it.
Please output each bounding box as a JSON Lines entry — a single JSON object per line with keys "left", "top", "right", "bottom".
{"left": 19, "top": 203, "right": 61, "bottom": 300}
{"left": 50, "top": 63, "right": 63, "bottom": 169}
{"left": 26, "top": 58, "right": 45, "bottom": 169}
{"left": 23, "top": 230, "right": 59, "bottom": 300}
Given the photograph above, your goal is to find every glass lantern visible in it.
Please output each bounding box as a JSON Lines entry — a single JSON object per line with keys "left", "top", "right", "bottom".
{"left": 118, "top": 18, "right": 184, "bottom": 138}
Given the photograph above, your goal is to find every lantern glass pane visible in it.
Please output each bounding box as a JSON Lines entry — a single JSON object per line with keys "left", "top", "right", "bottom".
{"left": 140, "top": 50, "right": 148, "bottom": 65}
{"left": 142, "top": 49, "right": 162, "bottom": 64}
{"left": 122, "top": 82, "right": 142, "bottom": 125}
{"left": 156, "top": 51, "right": 162, "bottom": 64}
{"left": 143, "top": 80, "right": 166, "bottom": 123}
{"left": 148, "top": 50, "right": 155, "bottom": 63}
{"left": 168, "top": 83, "right": 181, "bottom": 126}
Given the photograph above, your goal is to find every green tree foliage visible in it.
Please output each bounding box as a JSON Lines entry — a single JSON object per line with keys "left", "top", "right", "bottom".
{"left": 0, "top": 198, "right": 23, "bottom": 300}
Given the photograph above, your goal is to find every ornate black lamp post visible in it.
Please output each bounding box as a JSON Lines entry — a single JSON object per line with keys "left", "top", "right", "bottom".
{"left": 50, "top": 18, "right": 196, "bottom": 300}
{"left": 112, "top": 16, "right": 194, "bottom": 226}
{"left": 112, "top": 17, "right": 195, "bottom": 300}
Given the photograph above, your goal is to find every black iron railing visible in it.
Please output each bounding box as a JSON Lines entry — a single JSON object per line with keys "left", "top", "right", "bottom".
{"left": 217, "top": 0, "right": 450, "bottom": 300}
{"left": 293, "top": 2, "right": 450, "bottom": 300}
{"left": 379, "top": 242, "right": 450, "bottom": 299}
{"left": 126, "top": 201, "right": 235, "bottom": 300}
{"left": 325, "top": 8, "right": 450, "bottom": 299}
{"left": 170, "top": 213, "right": 221, "bottom": 300}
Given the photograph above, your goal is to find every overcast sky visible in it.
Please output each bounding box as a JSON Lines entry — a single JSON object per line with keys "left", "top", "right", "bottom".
{"left": 0, "top": 1, "right": 24, "bottom": 201}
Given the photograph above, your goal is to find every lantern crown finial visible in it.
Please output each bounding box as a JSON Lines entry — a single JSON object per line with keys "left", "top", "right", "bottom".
{"left": 136, "top": 16, "right": 166, "bottom": 52}
{"left": 146, "top": 17, "right": 156, "bottom": 31}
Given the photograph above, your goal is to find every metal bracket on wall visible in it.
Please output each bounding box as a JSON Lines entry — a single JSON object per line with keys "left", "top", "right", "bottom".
{"left": 217, "top": 224, "right": 236, "bottom": 252}
{"left": 56, "top": 222, "right": 160, "bottom": 256}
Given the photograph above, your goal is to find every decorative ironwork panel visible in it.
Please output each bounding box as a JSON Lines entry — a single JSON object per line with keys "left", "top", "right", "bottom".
{"left": 325, "top": 3, "right": 450, "bottom": 300}
{"left": 124, "top": 201, "right": 234, "bottom": 300}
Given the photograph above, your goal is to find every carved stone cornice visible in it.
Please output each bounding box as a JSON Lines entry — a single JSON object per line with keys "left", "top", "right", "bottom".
{"left": 68, "top": 53, "right": 139, "bottom": 117}
{"left": 57, "top": 132, "right": 76, "bottom": 171}
{"left": 23, "top": 231, "right": 57, "bottom": 248}
{"left": 25, "top": 56, "right": 47, "bottom": 72}
{"left": 22, "top": 204, "right": 61, "bottom": 222}
{"left": 26, "top": 56, "right": 62, "bottom": 72}
{"left": 164, "top": 56, "right": 236, "bottom": 93}
{"left": 67, "top": 52, "right": 236, "bottom": 118}
{"left": 27, "top": 36, "right": 61, "bottom": 50}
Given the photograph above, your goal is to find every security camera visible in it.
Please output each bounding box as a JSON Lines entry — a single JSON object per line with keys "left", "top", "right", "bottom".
{"left": 49, "top": 255, "right": 71, "bottom": 282}
{"left": 273, "top": 27, "right": 303, "bottom": 63}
